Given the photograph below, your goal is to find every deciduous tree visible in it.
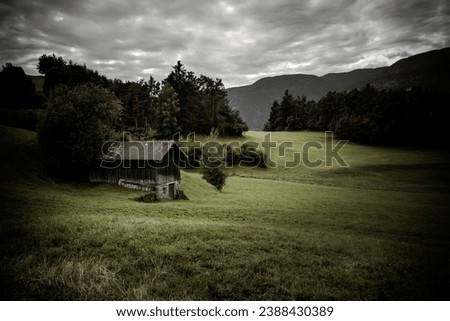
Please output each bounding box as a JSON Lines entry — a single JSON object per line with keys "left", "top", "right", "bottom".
{"left": 37, "top": 83, "right": 122, "bottom": 178}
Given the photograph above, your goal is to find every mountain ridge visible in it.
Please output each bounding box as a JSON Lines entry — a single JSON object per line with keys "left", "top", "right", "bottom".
{"left": 227, "top": 47, "right": 450, "bottom": 130}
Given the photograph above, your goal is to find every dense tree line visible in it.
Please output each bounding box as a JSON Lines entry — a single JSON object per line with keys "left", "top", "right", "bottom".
{"left": 163, "top": 61, "right": 248, "bottom": 136}
{"left": 265, "top": 90, "right": 317, "bottom": 132}
{"left": 36, "top": 54, "right": 247, "bottom": 138}
{"left": 264, "top": 85, "right": 450, "bottom": 147}
{"left": 2, "top": 54, "right": 247, "bottom": 137}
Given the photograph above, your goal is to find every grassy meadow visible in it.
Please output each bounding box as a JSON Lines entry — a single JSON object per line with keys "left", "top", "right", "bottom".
{"left": 0, "top": 125, "right": 449, "bottom": 300}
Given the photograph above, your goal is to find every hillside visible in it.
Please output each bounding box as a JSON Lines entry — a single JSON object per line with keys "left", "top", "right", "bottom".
{"left": 1, "top": 125, "right": 450, "bottom": 300}
{"left": 227, "top": 47, "right": 450, "bottom": 129}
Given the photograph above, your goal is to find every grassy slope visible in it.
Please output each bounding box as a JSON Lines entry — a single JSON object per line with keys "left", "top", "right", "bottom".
{"left": 1, "top": 126, "right": 449, "bottom": 300}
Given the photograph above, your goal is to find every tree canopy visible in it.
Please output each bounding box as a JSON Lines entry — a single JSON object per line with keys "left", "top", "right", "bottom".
{"left": 37, "top": 53, "right": 67, "bottom": 75}
{"left": 34, "top": 54, "right": 248, "bottom": 138}
{"left": 163, "top": 61, "right": 248, "bottom": 136}
{"left": 37, "top": 83, "right": 122, "bottom": 178}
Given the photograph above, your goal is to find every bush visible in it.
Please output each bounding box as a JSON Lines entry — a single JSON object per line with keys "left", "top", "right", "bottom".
{"left": 240, "top": 142, "right": 267, "bottom": 168}
{"left": 224, "top": 143, "right": 241, "bottom": 167}
{"left": 202, "top": 167, "right": 227, "bottom": 191}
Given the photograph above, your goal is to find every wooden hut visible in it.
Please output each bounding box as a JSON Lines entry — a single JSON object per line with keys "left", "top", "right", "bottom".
{"left": 89, "top": 141, "right": 186, "bottom": 199}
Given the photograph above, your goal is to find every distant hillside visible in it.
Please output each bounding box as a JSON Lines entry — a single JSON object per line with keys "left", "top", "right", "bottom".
{"left": 227, "top": 47, "right": 450, "bottom": 129}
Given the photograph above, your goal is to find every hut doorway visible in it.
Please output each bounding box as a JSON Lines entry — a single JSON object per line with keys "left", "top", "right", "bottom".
{"left": 169, "top": 183, "right": 175, "bottom": 199}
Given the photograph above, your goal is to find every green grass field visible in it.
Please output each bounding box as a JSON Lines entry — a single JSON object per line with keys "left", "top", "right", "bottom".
{"left": 1, "top": 125, "right": 449, "bottom": 300}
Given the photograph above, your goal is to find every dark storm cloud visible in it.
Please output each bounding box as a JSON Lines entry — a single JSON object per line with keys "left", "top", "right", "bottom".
{"left": 0, "top": 0, "right": 448, "bottom": 87}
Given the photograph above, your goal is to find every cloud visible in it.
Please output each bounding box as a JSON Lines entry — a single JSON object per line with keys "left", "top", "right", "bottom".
{"left": 0, "top": 0, "right": 448, "bottom": 87}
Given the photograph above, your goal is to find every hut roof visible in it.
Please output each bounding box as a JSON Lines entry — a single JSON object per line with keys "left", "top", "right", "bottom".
{"left": 103, "top": 141, "right": 183, "bottom": 161}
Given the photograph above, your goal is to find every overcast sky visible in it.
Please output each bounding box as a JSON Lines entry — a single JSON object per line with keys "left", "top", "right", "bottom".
{"left": 0, "top": 0, "right": 448, "bottom": 87}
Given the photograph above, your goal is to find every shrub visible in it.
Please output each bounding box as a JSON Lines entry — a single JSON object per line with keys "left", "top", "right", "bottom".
{"left": 202, "top": 167, "right": 227, "bottom": 191}
{"left": 240, "top": 142, "right": 267, "bottom": 168}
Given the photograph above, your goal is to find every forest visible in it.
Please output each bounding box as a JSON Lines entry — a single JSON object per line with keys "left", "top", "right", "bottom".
{"left": 264, "top": 85, "right": 450, "bottom": 147}
{"left": 0, "top": 54, "right": 248, "bottom": 138}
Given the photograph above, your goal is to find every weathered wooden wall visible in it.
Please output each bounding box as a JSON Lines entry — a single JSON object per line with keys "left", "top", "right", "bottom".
{"left": 89, "top": 147, "right": 182, "bottom": 199}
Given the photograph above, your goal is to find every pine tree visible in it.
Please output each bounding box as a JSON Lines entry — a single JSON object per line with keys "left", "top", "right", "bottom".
{"left": 155, "top": 83, "right": 180, "bottom": 138}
